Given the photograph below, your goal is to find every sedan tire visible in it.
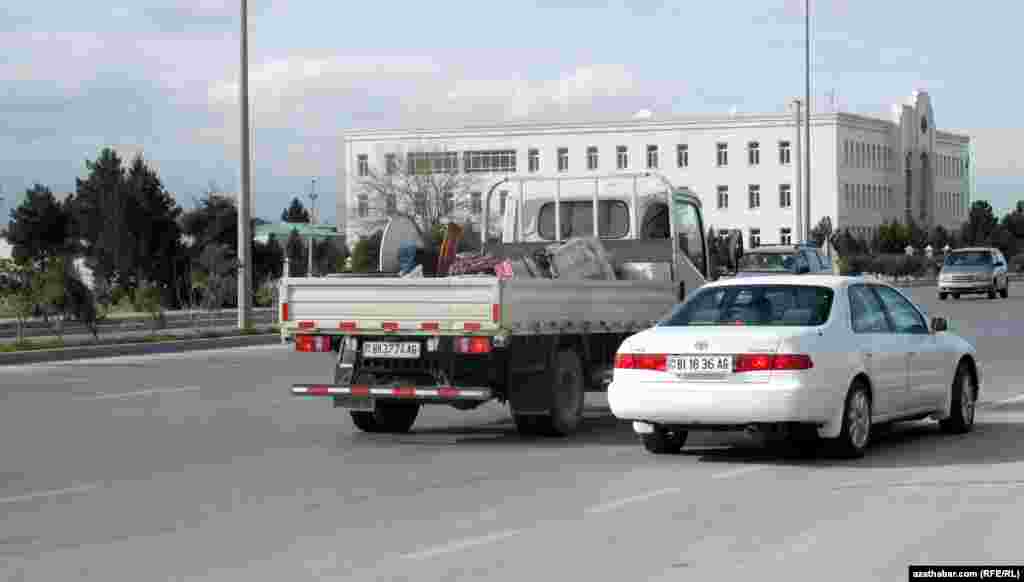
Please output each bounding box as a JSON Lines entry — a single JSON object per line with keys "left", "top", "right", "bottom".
{"left": 1001, "top": 280, "right": 1010, "bottom": 299}
{"left": 641, "top": 427, "right": 688, "bottom": 455}
{"left": 939, "top": 362, "right": 976, "bottom": 434}
{"left": 827, "top": 381, "right": 872, "bottom": 458}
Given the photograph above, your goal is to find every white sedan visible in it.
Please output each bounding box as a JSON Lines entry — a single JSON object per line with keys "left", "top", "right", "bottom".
{"left": 607, "top": 275, "right": 981, "bottom": 458}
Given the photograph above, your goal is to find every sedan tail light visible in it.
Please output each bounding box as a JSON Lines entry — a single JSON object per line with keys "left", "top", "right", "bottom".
{"left": 455, "top": 336, "right": 492, "bottom": 354}
{"left": 614, "top": 353, "right": 667, "bottom": 371}
{"left": 735, "top": 353, "right": 813, "bottom": 372}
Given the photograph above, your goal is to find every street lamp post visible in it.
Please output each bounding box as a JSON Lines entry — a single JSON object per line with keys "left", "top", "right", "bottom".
{"left": 238, "top": 0, "right": 253, "bottom": 330}
{"left": 804, "top": 0, "right": 812, "bottom": 241}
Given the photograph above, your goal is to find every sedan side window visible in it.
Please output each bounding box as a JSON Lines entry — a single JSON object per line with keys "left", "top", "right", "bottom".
{"left": 873, "top": 286, "right": 928, "bottom": 334}
{"left": 848, "top": 285, "right": 891, "bottom": 333}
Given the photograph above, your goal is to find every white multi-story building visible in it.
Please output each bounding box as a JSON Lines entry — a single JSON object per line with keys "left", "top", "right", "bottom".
{"left": 337, "top": 90, "right": 973, "bottom": 249}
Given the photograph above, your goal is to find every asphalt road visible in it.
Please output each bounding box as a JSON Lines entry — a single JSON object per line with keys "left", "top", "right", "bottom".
{"left": 2, "top": 286, "right": 1023, "bottom": 581}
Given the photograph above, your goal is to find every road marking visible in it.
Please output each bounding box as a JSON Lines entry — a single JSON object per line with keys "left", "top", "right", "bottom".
{"left": 400, "top": 529, "right": 524, "bottom": 560}
{"left": 983, "top": 394, "right": 1024, "bottom": 408}
{"left": 585, "top": 487, "right": 682, "bottom": 514}
{"left": 0, "top": 482, "right": 101, "bottom": 504}
{"left": 711, "top": 466, "right": 764, "bottom": 479}
{"left": 78, "top": 386, "right": 201, "bottom": 401}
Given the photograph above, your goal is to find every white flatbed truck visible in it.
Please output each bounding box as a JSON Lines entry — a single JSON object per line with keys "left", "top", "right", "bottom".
{"left": 281, "top": 173, "right": 711, "bottom": 436}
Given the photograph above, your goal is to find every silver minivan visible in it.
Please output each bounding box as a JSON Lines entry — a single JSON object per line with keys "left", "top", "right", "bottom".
{"left": 938, "top": 247, "right": 1010, "bottom": 300}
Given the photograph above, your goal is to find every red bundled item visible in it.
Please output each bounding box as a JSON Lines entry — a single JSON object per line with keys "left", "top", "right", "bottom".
{"left": 447, "top": 254, "right": 505, "bottom": 275}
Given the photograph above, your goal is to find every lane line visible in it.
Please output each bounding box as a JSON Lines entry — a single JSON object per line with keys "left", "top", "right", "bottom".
{"left": 711, "top": 466, "right": 764, "bottom": 479}
{"left": 77, "top": 386, "right": 201, "bottom": 401}
{"left": 585, "top": 487, "right": 682, "bottom": 514}
{"left": 400, "top": 529, "right": 524, "bottom": 560}
{"left": 982, "top": 394, "right": 1024, "bottom": 408}
{"left": 0, "top": 482, "right": 101, "bottom": 504}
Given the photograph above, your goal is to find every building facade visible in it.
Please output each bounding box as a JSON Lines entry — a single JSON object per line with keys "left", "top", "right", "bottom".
{"left": 338, "top": 90, "right": 972, "bottom": 249}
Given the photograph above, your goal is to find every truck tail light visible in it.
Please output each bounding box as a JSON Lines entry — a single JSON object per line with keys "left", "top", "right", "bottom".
{"left": 614, "top": 353, "right": 667, "bottom": 371}
{"left": 296, "top": 335, "right": 332, "bottom": 353}
{"left": 455, "top": 337, "right": 491, "bottom": 354}
{"left": 281, "top": 302, "right": 289, "bottom": 322}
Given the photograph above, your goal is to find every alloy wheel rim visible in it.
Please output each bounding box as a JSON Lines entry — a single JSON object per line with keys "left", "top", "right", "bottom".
{"left": 847, "top": 391, "right": 870, "bottom": 449}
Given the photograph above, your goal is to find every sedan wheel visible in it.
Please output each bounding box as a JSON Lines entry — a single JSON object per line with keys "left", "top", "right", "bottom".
{"left": 1000, "top": 280, "right": 1010, "bottom": 299}
{"left": 940, "top": 362, "right": 976, "bottom": 434}
{"left": 641, "top": 427, "right": 688, "bottom": 454}
{"left": 828, "top": 382, "right": 871, "bottom": 458}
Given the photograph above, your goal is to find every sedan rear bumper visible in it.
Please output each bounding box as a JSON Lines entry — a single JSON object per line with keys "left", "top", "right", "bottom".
{"left": 607, "top": 379, "right": 838, "bottom": 427}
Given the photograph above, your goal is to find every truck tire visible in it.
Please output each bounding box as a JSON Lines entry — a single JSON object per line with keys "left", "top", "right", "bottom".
{"left": 346, "top": 373, "right": 420, "bottom": 434}
{"left": 535, "top": 348, "right": 586, "bottom": 437}
{"left": 350, "top": 403, "right": 420, "bottom": 434}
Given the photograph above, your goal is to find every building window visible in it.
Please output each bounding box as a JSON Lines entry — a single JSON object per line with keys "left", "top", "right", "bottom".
{"left": 779, "top": 141, "right": 791, "bottom": 165}
{"left": 443, "top": 191, "right": 455, "bottom": 215}
{"left": 747, "top": 141, "right": 760, "bottom": 165}
{"left": 750, "top": 228, "right": 761, "bottom": 248}
{"left": 716, "top": 185, "right": 729, "bottom": 209}
{"left": 357, "top": 194, "right": 369, "bottom": 217}
{"left": 408, "top": 151, "right": 459, "bottom": 174}
{"left": 528, "top": 149, "right": 540, "bottom": 173}
{"left": 780, "top": 227, "right": 792, "bottom": 245}
{"left": 748, "top": 184, "right": 760, "bottom": 209}
{"left": 471, "top": 191, "right": 482, "bottom": 214}
{"left": 844, "top": 140, "right": 850, "bottom": 166}
{"left": 385, "top": 194, "right": 396, "bottom": 214}
{"left": 716, "top": 142, "right": 728, "bottom": 166}
{"left": 779, "top": 184, "right": 791, "bottom": 208}
{"left": 677, "top": 144, "right": 688, "bottom": 168}
{"left": 646, "top": 145, "right": 659, "bottom": 169}
{"left": 557, "top": 148, "right": 569, "bottom": 172}
{"left": 357, "top": 154, "right": 369, "bottom": 177}
{"left": 384, "top": 153, "right": 397, "bottom": 175}
{"left": 616, "top": 146, "right": 628, "bottom": 169}
{"left": 586, "top": 146, "right": 599, "bottom": 170}
{"left": 499, "top": 190, "right": 509, "bottom": 215}
{"left": 463, "top": 150, "right": 516, "bottom": 173}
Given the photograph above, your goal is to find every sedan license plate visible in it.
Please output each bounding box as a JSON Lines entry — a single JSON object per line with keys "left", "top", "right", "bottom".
{"left": 363, "top": 341, "right": 421, "bottom": 359}
{"left": 668, "top": 354, "right": 733, "bottom": 374}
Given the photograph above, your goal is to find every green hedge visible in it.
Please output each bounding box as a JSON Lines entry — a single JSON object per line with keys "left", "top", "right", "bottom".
{"left": 839, "top": 254, "right": 939, "bottom": 278}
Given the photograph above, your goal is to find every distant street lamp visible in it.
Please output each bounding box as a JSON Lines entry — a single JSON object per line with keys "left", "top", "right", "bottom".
{"left": 237, "top": 0, "right": 253, "bottom": 329}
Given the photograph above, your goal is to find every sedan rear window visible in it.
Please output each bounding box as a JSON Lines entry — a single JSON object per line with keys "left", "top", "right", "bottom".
{"left": 660, "top": 285, "right": 834, "bottom": 327}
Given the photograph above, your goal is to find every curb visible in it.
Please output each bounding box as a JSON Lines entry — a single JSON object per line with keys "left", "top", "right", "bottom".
{"left": 0, "top": 334, "right": 282, "bottom": 367}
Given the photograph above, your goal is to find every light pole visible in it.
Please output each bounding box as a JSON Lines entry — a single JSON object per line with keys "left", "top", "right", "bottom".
{"left": 237, "top": 0, "right": 252, "bottom": 329}
{"left": 804, "top": 0, "right": 812, "bottom": 241}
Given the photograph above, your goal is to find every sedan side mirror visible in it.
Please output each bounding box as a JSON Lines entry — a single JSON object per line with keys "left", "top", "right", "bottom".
{"left": 931, "top": 316, "right": 948, "bottom": 333}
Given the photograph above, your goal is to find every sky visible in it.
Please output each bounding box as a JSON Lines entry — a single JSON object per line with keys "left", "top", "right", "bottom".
{"left": 2, "top": 0, "right": 1023, "bottom": 224}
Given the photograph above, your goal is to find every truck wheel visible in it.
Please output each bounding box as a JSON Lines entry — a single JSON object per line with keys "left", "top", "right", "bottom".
{"left": 346, "top": 373, "right": 420, "bottom": 434}
{"left": 938, "top": 292, "right": 948, "bottom": 301}
{"left": 536, "top": 348, "right": 585, "bottom": 437}
{"left": 350, "top": 403, "right": 420, "bottom": 434}
{"left": 513, "top": 414, "right": 542, "bottom": 436}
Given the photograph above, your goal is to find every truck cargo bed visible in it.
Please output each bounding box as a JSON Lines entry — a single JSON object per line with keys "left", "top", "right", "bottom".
{"left": 279, "top": 276, "right": 679, "bottom": 336}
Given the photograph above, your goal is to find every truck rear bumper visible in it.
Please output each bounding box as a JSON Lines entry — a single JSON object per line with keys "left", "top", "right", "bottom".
{"left": 291, "top": 383, "right": 493, "bottom": 403}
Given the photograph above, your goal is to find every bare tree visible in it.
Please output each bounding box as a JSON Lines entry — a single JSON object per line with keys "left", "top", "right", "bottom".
{"left": 353, "top": 147, "right": 487, "bottom": 244}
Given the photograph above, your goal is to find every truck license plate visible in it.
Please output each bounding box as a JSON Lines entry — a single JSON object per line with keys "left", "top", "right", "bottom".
{"left": 667, "top": 354, "right": 733, "bottom": 374}
{"left": 363, "top": 341, "right": 421, "bottom": 359}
